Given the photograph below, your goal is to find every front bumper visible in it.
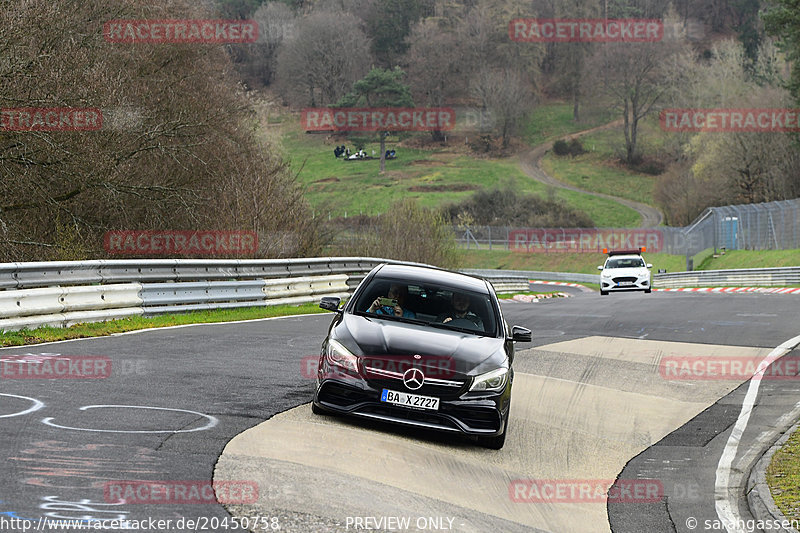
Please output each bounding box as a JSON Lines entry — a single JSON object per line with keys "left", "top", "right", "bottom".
{"left": 601, "top": 277, "right": 650, "bottom": 292}
{"left": 313, "top": 372, "right": 510, "bottom": 436}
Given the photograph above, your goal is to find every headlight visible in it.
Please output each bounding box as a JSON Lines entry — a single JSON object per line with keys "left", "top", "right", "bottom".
{"left": 325, "top": 339, "right": 359, "bottom": 374}
{"left": 469, "top": 367, "right": 508, "bottom": 392}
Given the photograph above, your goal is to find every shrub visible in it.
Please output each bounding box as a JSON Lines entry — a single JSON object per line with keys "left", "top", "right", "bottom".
{"left": 443, "top": 187, "right": 594, "bottom": 227}
{"left": 553, "top": 139, "right": 571, "bottom": 156}
{"left": 336, "top": 199, "right": 458, "bottom": 268}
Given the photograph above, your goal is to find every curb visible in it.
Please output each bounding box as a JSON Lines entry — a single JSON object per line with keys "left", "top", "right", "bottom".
{"left": 507, "top": 292, "right": 572, "bottom": 303}
{"left": 747, "top": 420, "right": 800, "bottom": 533}
{"left": 528, "top": 280, "right": 594, "bottom": 293}
{"left": 655, "top": 287, "right": 800, "bottom": 294}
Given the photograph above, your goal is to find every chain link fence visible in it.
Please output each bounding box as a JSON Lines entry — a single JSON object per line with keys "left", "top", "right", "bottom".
{"left": 454, "top": 198, "right": 800, "bottom": 270}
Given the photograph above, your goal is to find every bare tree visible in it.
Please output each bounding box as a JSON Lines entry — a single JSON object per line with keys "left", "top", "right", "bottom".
{"left": 471, "top": 68, "right": 533, "bottom": 148}
{"left": 275, "top": 11, "right": 372, "bottom": 107}
{"left": 230, "top": 1, "right": 296, "bottom": 87}
{"left": 403, "top": 19, "right": 462, "bottom": 141}
{"left": 588, "top": 38, "right": 685, "bottom": 164}
{"left": 0, "top": 0, "right": 320, "bottom": 261}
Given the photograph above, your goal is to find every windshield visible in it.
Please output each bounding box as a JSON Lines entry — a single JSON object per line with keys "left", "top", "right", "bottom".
{"left": 353, "top": 277, "right": 497, "bottom": 337}
{"left": 605, "top": 257, "right": 645, "bottom": 268}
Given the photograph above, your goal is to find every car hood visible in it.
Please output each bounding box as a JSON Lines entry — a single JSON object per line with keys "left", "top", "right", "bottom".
{"left": 602, "top": 267, "right": 649, "bottom": 277}
{"left": 333, "top": 313, "right": 506, "bottom": 374}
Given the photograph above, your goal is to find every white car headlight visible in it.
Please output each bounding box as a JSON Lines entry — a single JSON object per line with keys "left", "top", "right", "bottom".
{"left": 325, "top": 339, "right": 359, "bottom": 374}
{"left": 469, "top": 367, "right": 509, "bottom": 392}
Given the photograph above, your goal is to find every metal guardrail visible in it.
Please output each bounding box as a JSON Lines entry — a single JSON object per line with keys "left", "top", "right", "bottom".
{"left": 1, "top": 258, "right": 796, "bottom": 331}
{"left": 0, "top": 258, "right": 407, "bottom": 331}
{"left": 462, "top": 269, "right": 601, "bottom": 285}
{"left": 0, "top": 258, "right": 397, "bottom": 290}
{"left": 653, "top": 267, "right": 800, "bottom": 288}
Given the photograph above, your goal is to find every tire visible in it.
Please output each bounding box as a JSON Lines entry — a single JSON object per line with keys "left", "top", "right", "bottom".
{"left": 478, "top": 415, "right": 508, "bottom": 450}
{"left": 600, "top": 290, "right": 608, "bottom": 296}
{"left": 311, "top": 401, "right": 325, "bottom": 415}
{"left": 644, "top": 288, "right": 651, "bottom": 294}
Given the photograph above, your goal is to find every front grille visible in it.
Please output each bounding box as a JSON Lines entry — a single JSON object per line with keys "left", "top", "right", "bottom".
{"left": 363, "top": 362, "right": 467, "bottom": 399}
{"left": 612, "top": 277, "right": 638, "bottom": 284}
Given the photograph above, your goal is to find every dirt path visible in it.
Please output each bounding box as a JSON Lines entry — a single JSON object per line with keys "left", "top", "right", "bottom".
{"left": 519, "top": 120, "right": 664, "bottom": 228}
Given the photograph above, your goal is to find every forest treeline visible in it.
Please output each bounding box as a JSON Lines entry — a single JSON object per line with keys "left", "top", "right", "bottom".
{"left": 2, "top": 0, "right": 800, "bottom": 264}
{"left": 222, "top": 0, "right": 800, "bottom": 225}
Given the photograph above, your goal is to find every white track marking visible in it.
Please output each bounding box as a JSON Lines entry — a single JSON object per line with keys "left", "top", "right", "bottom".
{"left": 41, "top": 404, "right": 218, "bottom": 433}
{"left": 0, "top": 393, "right": 45, "bottom": 419}
{"left": 715, "top": 333, "right": 800, "bottom": 532}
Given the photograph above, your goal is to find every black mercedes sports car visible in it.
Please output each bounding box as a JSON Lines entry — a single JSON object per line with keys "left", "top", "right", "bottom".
{"left": 312, "top": 263, "right": 531, "bottom": 449}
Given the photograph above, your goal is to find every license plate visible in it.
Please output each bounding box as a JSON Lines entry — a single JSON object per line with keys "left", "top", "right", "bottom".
{"left": 381, "top": 389, "right": 439, "bottom": 411}
{"left": 617, "top": 281, "right": 635, "bottom": 286}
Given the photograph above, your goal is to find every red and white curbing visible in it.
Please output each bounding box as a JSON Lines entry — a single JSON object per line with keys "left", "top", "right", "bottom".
{"left": 655, "top": 287, "right": 800, "bottom": 295}
{"left": 528, "top": 280, "right": 595, "bottom": 293}
{"left": 510, "top": 292, "right": 571, "bottom": 303}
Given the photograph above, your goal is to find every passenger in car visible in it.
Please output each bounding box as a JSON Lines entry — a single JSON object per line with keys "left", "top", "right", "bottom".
{"left": 367, "top": 283, "right": 416, "bottom": 318}
{"left": 436, "top": 292, "right": 483, "bottom": 330}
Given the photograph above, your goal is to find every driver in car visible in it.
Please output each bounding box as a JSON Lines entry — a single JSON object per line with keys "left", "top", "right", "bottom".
{"left": 436, "top": 292, "right": 483, "bottom": 330}
{"left": 367, "top": 283, "right": 415, "bottom": 318}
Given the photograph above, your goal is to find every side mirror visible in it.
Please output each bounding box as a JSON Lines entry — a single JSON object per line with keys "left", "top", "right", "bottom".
{"left": 319, "top": 296, "right": 342, "bottom": 312}
{"left": 510, "top": 325, "right": 532, "bottom": 342}
{"left": 646, "top": 264, "right": 653, "bottom": 269}
{"left": 597, "top": 265, "right": 603, "bottom": 270}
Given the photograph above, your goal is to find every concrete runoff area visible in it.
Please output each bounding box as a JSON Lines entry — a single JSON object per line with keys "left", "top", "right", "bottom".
{"left": 215, "top": 337, "right": 772, "bottom": 533}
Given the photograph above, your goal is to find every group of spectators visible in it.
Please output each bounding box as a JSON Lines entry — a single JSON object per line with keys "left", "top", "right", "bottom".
{"left": 332, "top": 146, "right": 397, "bottom": 160}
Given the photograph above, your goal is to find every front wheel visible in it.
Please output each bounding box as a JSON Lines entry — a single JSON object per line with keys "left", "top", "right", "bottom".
{"left": 644, "top": 288, "right": 651, "bottom": 294}
{"left": 600, "top": 290, "right": 608, "bottom": 296}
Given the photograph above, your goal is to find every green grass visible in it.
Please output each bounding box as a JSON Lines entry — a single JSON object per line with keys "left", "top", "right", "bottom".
{"left": 699, "top": 249, "right": 800, "bottom": 270}
{"left": 524, "top": 103, "right": 616, "bottom": 146}
{"left": 545, "top": 183, "right": 641, "bottom": 227}
{"left": 0, "top": 303, "right": 325, "bottom": 347}
{"left": 767, "top": 426, "right": 800, "bottom": 522}
{"left": 283, "top": 125, "right": 641, "bottom": 227}
{"left": 541, "top": 128, "right": 660, "bottom": 208}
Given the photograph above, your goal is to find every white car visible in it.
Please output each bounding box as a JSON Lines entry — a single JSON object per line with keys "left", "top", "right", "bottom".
{"left": 598, "top": 249, "right": 652, "bottom": 296}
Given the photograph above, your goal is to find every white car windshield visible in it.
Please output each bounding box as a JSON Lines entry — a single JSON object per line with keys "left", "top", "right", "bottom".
{"left": 606, "top": 257, "right": 645, "bottom": 268}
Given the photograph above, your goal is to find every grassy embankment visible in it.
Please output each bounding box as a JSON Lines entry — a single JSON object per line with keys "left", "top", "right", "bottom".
{"left": 767, "top": 428, "right": 800, "bottom": 523}
{"left": 282, "top": 104, "right": 641, "bottom": 227}
{"left": 539, "top": 118, "right": 663, "bottom": 208}
{"left": 0, "top": 303, "right": 325, "bottom": 347}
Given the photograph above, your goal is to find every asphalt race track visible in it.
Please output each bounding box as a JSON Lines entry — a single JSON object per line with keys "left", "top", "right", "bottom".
{"left": 1, "top": 290, "right": 799, "bottom": 533}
